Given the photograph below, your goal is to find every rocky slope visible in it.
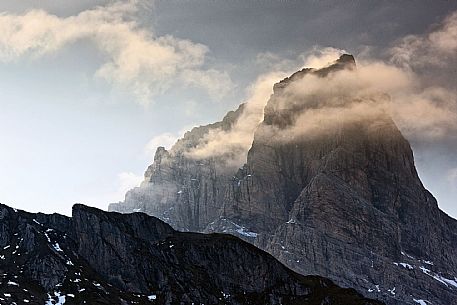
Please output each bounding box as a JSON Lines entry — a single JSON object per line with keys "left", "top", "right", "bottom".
{"left": 109, "top": 55, "right": 457, "bottom": 305}
{"left": 0, "top": 203, "right": 380, "bottom": 305}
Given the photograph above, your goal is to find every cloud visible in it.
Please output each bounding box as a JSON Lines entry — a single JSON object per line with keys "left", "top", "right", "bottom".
{"left": 0, "top": 1, "right": 233, "bottom": 104}
{"left": 180, "top": 69, "right": 233, "bottom": 101}
{"left": 182, "top": 48, "right": 352, "bottom": 165}
{"left": 301, "top": 46, "right": 347, "bottom": 69}
{"left": 182, "top": 16, "right": 457, "bottom": 163}
{"left": 258, "top": 57, "right": 457, "bottom": 143}
{"left": 145, "top": 132, "right": 180, "bottom": 158}
{"left": 203, "top": 9, "right": 457, "bottom": 158}
{"left": 430, "top": 11, "right": 457, "bottom": 53}
{"left": 184, "top": 71, "right": 288, "bottom": 166}
{"left": 117, "top": 171, "right": 144, "bottom": 195}
{"left": 389, "top": 11, "right": 457, "bottom": 69}
{"left": 77, "top": 170, "right": 144, "bottom": 210}
{"left": 394, "top": 87, "right": 457, "bottom": 139}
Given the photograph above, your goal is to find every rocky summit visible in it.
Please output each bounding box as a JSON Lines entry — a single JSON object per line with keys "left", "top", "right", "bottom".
{"left": 0, "top": 203, "right": 380, "bottom": 305}
{"left": 110, "top": 55, "right": 457, "bottom": 305}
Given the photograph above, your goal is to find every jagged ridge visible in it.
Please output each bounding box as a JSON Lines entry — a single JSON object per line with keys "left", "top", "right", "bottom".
{"left": 109, "top": 55, "right": 457, "bottom": 305}
{"left": 0, "top": 203, "right": 381, "bottom": 305}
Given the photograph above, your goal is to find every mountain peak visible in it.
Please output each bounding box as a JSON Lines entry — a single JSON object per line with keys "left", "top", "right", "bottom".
{"left": 109, "top": 54, "right": 457, "bottom": 305}
{"left": 336, "top": 53, "right": 355, "bottom": 65}
{"left": 274, "top": 53, "right": 356, "bottom": 93}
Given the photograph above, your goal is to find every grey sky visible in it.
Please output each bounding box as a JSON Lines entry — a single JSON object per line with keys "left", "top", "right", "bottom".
{"left": 0, "top": 0, "right": 456, "bottom": 217}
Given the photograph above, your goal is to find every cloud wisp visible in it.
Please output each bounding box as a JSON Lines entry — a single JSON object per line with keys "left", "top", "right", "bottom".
{"left": 261, "top": 59, "right": 456, "bottom": 143}
{"left": 390, "top": 11, "right": 457, "bottom": 70}
{"left": 177, "top": 10, "right": 457, "bottom": 165}
{"left": 0, "top": 1, "right": 233, "bottom": 104}
{"left": 184, "top": 71, "right": 289, "bottom": 166}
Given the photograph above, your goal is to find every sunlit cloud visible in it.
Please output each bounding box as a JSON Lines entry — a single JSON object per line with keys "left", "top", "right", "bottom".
{"left": 185, "top": 71, "right": 288, "bottom": 166}
{"left": 0, "top": 1, "right": 233, "bottom": 105}
{"left": 301, "top": 46, "right": 347, "bottom": 69}
{"left": 390, "top": 11, "right": 457, "bottom": 69}
{"left": 180, "top": 9, "right": 457, "bottom": 164}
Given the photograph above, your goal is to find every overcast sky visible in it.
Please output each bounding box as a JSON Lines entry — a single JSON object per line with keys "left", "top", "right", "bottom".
{"left": 0, "top": 0, "right": 456, "bottom": 218}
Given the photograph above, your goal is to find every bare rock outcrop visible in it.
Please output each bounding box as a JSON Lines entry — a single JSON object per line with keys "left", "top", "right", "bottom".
{"left": 109, "top": 55, "right": 457, "bottom": 305}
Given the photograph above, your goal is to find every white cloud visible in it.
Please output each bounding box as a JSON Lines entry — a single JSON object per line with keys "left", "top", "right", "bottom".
{"left": 0, "top": 1, "right": 233, "bottom": 104}
{"left": 145, "top": 132, "right": 180, "bottom": 158}
{"left": 76, "top": 171, "right": 144, "bottom": 210}
{"left": 117, "top": 171, "right": 143, "bottom": 195}
{"left": 301, "top": 46, "right": 347, "bottom": 69}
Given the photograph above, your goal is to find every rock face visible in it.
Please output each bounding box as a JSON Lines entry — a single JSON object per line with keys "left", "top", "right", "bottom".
{"left": 109, "top": 55, "right": 457, "bottom": 305}
{"left": 0, "top": 203, "right": 380, "bottom": 305}
{"left": 109, "top": 103, "right": 248, "bottom": 232}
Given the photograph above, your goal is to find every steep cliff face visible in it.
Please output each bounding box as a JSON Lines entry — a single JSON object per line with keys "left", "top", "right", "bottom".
{"left": 109, "top": 104, "right": 247, "bottom": 232}
{"left": 109, "top": 55, "right": 457, "bottom": 305}
{"left": 0, "top": 203, "right": 380, "bottom": 305}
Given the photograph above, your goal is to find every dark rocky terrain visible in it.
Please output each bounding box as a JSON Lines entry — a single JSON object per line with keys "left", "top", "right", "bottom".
{"left": 110, "top": 55, "right": 457, "bottom": 305}
{"left": 0, "top": 203, "right": 381, "bottom": 305}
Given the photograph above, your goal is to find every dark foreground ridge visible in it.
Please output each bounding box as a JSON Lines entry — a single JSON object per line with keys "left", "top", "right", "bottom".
{"left": 0, "top": 203, "right": 381, "bottom": 305}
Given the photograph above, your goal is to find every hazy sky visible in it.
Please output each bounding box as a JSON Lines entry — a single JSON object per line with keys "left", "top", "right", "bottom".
{"left": 0, "top": 0, "right": 456, "bottom": 218}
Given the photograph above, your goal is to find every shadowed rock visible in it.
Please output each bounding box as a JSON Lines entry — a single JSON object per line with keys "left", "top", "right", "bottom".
{"left": 0, "top": 203, "right": 381, "bottom": 305}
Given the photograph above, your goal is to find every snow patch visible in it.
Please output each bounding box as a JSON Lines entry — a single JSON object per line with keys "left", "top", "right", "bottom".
{"left": 420, "top": 266, "right": 457, "bottom": 289}
{"left": 236, "top": 227, "right": 257, "bottom": 238}
{"left": 401, "top": 251, "right": 415, "bottom": 259}
{"left": 45, "top": 292, "right": 66, "bottom": 305}
{"left": 393, "top": 262, "right": 414, "bottom": 270}
{"left": 52, "top": 243, "right": 63, "bottom": 252}
{"left": 213, "top": 218, "right": 258, "bottom": 238}
{"left": 413, "top": 299, "right": 429, "bottom": 305}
